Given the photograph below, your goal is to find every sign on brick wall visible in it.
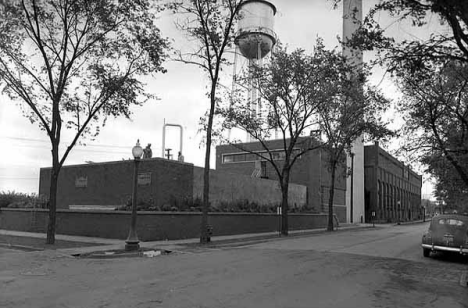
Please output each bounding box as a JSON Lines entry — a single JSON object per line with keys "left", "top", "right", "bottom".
{"left": 75, "top": 176, "right": 88, "bottom": 188}
{"left": 138, "top": 172, "right": 152, "bottom": 186}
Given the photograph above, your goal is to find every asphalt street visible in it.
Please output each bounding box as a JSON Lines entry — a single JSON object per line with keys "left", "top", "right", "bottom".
{"left": 1, "top": 222, "right": 467, "bottom": 308}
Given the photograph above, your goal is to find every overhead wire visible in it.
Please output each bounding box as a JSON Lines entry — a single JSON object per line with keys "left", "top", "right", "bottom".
{"left": 0, "top": 135, "right": 130, "bottom": 149}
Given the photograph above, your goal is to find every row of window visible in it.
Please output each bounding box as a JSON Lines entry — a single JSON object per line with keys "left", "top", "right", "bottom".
{"left": 222, "top": 149, "right": 301, "bottom": 164}
{"left": 379, "top": 167, "right": 420, "bottom": 194}
{"left": 375, "top": 179, "right": 421, "bottom": 220}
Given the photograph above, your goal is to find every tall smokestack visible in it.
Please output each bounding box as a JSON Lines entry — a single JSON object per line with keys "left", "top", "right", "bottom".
{"left": 343, "top": 0, "right": 364, "bottom": 224}
{"left": 343, "top": 0, "right": 363, "bottom": 64}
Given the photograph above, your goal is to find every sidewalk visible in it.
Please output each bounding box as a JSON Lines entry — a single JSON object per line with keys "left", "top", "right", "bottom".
{"left": 0, "top": 223, "right": 378, "bottom": 256}
{"left": 394, "top": 219, "right": 429, "bottom": 226}
{"left": 9, "top": 219, "right": 433, "bottom": 256}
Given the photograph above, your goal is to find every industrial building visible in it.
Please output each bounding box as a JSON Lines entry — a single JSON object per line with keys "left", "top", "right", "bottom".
{"left": 364, "top": 142, "right": 423, "bottom": 223}
{"left": 215, "top": 139, "right": 423, "bottom": 224}
{"left": 216, "top": 138, "right": 349, "bottom": 222}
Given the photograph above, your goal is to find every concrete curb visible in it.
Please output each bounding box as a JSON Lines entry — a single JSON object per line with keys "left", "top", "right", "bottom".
{"left": 71, "top": 248, "right": 172, "bottom": 259}
{"left": 394, "top": 220, "right": 429, "bottom": 226}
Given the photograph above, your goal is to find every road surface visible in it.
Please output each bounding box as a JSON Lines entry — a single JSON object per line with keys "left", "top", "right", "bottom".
{"left": 1, "top": 223, "right": 467, "bottom": 308}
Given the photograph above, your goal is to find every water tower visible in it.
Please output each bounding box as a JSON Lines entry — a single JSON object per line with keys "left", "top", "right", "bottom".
{"left": 235, "top": 0, "right": 277, "bottom": 60}
{"left": 232, "top": 0, "right": 277, "bottom": 141}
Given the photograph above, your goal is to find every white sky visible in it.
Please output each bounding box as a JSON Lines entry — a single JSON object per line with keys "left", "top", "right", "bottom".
{"left": 0, "top": 0, "right": 446, "bottom": 196}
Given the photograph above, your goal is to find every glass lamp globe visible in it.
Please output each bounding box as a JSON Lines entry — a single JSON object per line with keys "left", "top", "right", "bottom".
{"left": 132, "top": 140, "right": 143, "bottom": 159}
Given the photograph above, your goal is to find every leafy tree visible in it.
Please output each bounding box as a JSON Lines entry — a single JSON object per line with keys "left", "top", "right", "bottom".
{"left": 336, "top": 0, "right": 468, "bottom": 203}
{"left": 0, "top": 0, "right": 167, "bottom": 244}
{"left": 316, "top": 47, "right": 392, "bottom": 231}
{"left": 220, "top": 45, "right": 326, "bottom": 235}
{"left": 421, "top": 198, "right": 437, "bottom": 216}
{"left": 428, "top": 154, "right": 468, "bottom": 214}
{"left": 340, "top": 0, "right": 468, "bottom": 69}
{"left": 221, "top": 41, "right": 391, "bottom": 233}
{"left": 168, "top": 0, "right": 244, "bottom": 243}
{"left": 397, "top": 61, "right": 468, "bottom": 189}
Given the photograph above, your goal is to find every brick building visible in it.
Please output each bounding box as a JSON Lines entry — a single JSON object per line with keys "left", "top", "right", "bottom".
{"left": 39, "top": 158, "right": 195, "bottom": 209}
{"left": 38, "top": 157, "right": 307, "bottom": 210}
{"left": 215, "top": 138, "right": 349, "bottom": 222}
{"left": 364, "top": 142, "right": 423, "bottom": 223}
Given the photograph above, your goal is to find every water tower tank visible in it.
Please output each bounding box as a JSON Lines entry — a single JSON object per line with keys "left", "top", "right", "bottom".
{"left": 235, "top": 0, "right": 277, "bottom": 59}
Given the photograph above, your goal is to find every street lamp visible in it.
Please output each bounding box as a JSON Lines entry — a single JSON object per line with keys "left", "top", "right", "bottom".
{"left": 397, "top": 201, "right": 401, "bottom": 225}
{"left": 125, "top": 139, "right": 143, "bottom": 251}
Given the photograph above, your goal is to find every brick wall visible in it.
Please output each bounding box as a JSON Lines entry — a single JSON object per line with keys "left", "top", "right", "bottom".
{"left": 39, "top": 158, "right": 194, "bottom": 209}
{"left": 364, "top": 143, "right": 423, "bottom": 223}
{"left": 192, "top": 167, "right": 307, "bottom": 208}
{"left": 215, "top": 140, "right": 347, "bottom": 212}
{"left": 0, "top": 208, "right": 339, "bottom": 241}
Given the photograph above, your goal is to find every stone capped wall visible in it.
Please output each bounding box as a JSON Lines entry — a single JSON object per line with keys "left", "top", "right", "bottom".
{"left": 0, "top": 208, "right": 339, "bottom": 241}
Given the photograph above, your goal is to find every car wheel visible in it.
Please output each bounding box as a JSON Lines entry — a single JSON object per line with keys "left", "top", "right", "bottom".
{"left": 423, "top": 248, "right": 430, "bottom": 258}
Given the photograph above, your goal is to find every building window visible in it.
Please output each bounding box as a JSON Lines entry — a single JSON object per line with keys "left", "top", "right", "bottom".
{"left": 222, "top": 149, "right": 301, "bottom": 164}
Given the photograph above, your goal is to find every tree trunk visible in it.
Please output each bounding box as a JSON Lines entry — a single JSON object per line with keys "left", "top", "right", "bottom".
{"left": 46, "top": 146, "right": 60, "bottom": 244}
{"left": 46, "top": 171, "right": 58, "bottom": 244}
{"left": 200, "top": 90, "right": 216, "bottom": 244}
{"left": 281, "top": 172, "right": 290, "bottom": 236}
{"left": 200, "top": 148, "right": 210, "bottom": 243}
{"left": 327, "top": 162, "right": 337, "bottom": 231}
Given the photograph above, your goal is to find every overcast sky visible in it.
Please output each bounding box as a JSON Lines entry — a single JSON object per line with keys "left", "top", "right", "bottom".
{"left": 0, "top": 0, "right": 443, "bottom": 196}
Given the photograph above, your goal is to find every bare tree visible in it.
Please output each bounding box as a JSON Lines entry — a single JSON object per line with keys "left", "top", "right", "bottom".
{"left": 0, "top": 0, "right": 167, "bottom": 244}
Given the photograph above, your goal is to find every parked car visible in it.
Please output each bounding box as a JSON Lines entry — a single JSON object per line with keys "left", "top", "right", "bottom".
{"left": 422, "top": 214, "right": 468, "bottom": 257}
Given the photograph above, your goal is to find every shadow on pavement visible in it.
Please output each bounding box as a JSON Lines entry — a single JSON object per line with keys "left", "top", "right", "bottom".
{"left": 428, "top": 251, "right": 468, "bottom": 265}
{"left": 0, "top": 234, "right": 110, "bottom": 251}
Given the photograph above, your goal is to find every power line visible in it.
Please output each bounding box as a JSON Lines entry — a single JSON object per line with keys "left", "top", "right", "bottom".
{"left": 0, "top": 135, "right": 132, "bottom": 149}
{"left": 0, "top": 177, "right": 37, "bottom": 180}
{"left": 0, "top": 143, "right": 129, "bottom": 154}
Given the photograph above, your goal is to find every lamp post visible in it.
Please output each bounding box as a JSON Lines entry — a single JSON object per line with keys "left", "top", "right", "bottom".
{"left": 397, "top": 201, "right": 401, "bottom": 225}
{"left": 125, "top": 139, "right": 143, "bottom": 251}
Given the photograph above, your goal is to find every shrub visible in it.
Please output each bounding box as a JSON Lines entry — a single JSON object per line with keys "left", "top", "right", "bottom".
{"left": 0, "top": 191, "right": 47, "bottom": 208}
{"left": 114, "top": 196, "right": 313, "bottom": 214}
{"left": 161, "top": 204, "right": 171, "bottom": 211}
{"left": 115, "top": 205, "right": 130, "bottom": 211}
{"left": 0, "top": 191, "right": 17, "bottom": 207}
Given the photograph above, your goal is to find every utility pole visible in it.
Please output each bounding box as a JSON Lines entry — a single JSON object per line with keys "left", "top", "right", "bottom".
{"left": 165, "top": 148, "right": 172, "bottom": 160}
{"left": 350, "top": 152, "right": 355, "bottom": 223}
